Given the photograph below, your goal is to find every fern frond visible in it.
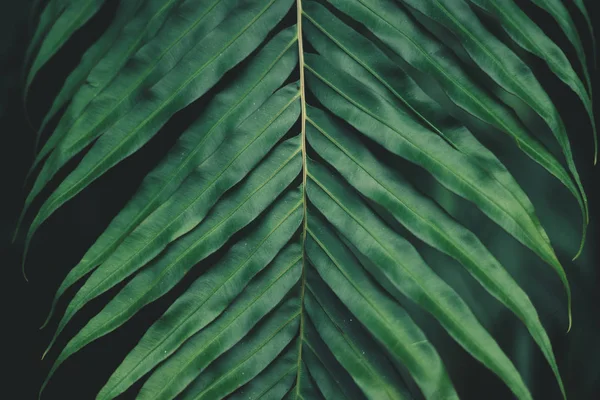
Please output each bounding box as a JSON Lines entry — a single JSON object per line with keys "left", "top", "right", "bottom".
{"left": 19, "top": 0, "right": 596, "bottom": 398}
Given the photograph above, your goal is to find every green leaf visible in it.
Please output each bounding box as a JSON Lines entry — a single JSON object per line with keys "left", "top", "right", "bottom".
{"left": 31, "top": 0, "right": 186, "bottom": 166}
{"left": 572, "top": 0, "right": 596, "bottom": 64}
{"left": 306, "top": 105, "right": 564, "bottom": 398}
{"left": 41, "top": 184, "right": 304, "bottom": 396}
{"left": 21, "top": 1, "right": 593, "bottom": 398}
{"left": 526, "top": 0, "right": 593, "bottom": 83}
{"left": 34, "top": 0, "right": 145, "bottom": 144}
{"left": 397, "top": 0, "right": 588, "bottom": 203}
{"left": 44, "top": 115, "right": 302, "bottom": 358}
{"left": 136, "top": 246, "right": 302, "bottom": 400}
{"left": 40, "top": 36, "right": 299, "bottom": 327}
{"left": 287, "top": 357, "right": 326, "bottom": 400}
{"left": 325, "top": 0, "right": 588, "bottom": 239}
{"left": 301, "top": 1, "right": 560, "bottom": 255}
{"left": 21, "top": 0, "right": 295, "bottom": 264}
{"left": 466, "top": 0, "right": 596, "bottom": 163}
{"left": 25, "top": 0, "right": 64, "bottom": 77}
{"left": 25, "top": 0, "right": 108, "bottom": 96}
{"left": 96, "top": 233, "right": 303, "bottom": 398}
{"left": 306, "top": 214, "right": 453, "bottom": 399}
{"left": 301, "top": 319, "right": 367, "bottom": 400}
{"left": 228, "top": 347, "right": 297, "bottom": 400}
{"left": 304, "top": 54, "right": 570, "bottom": 311}
{"left": 307, "top": 159, "right": 532, "bottom": 399}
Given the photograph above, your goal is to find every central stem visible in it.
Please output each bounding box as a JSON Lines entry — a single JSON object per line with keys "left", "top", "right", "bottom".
{"left": 295, "top": 0, "right": 308, "bottom": 395}
{"left": 297, "top": 0, "right": 307, "bottom": 212}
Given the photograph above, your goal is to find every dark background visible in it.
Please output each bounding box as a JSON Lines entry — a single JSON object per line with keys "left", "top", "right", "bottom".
{"left": 1, "top": 0, "right": 598, "bottom": 399}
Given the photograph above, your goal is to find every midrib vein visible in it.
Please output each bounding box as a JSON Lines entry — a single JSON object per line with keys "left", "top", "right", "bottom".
{"left": 296, "top": 0, "right": 308, "bottom": 397}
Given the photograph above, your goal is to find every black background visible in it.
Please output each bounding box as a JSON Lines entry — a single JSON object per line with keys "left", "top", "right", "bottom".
{"left": 1, "top": 1, "right": 598, "bottom": 399}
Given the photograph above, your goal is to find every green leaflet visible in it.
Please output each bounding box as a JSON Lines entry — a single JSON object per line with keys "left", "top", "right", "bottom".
{"left": 307, "top": 214, "right": 452, "bottom": 399}
{"left": 301, "top": 319, "right": 367, "bottom": 400}
{"left": 25, "top": 0, "right": 107, "bottom": 96}
{"left": 526, "top": 0, "right": 593, "bottom": 85}
{"left": 178, "top": 305, "right": 299, "bottom": 400}
{"left": 228, "top": 347, "right": 297, "bottom": 400}
{"left": 306, "top": 105, "right": 564, "bottom": 398}
{"left": 467, "top": 0, "right": 596, "bottom": 163}
{"left": 137, "top": 247, "right": 302, "bottom": 400}
{"left": 307, "top": 160, "right": 532, "bottom": 400}
{"left": 32, "top": 0, "right": 263, "bottom": 170}
{"left": 40, "top": 31, "right": 298, "bottom": 329}
{"left": 301, "top": 1, "right": 556, "bottom": 255}
{"left": 302, "top": 0, "right": 565, "bottom": 260}
{"left": 572, "top": 0, "right": 596, "bottom": 64}
{"left": 96, "top": 208, "right": 302, "bottom": 398}
{"left": 21, "top": 0, "right": 295, "bottom": 267}
{"left": 40, "top": 181, "right": 304, "bottom": 396}
{"left": 326, "top": 0, "right": 588, "bottom": 234}
{"left": 34, "top": 0, "right": 145, "bottom": 144}
{"left": 284, "top": 359, "right": 325, "bottom": 400}
{"left": 397, "top": 0, "right": 587, "bottom": 221}
{"left": 303, "top": 286, "right": 408, "bottom": 400}
{"left": 304, "top": 54, "right": 570, "bottom": 316}
{"left": 22, "top": 1, "right": 592, "bottom": 399}
{"left": 32, "top": 0, "right": 187, "bottom": 167}
{"left": 42, "top": 93, "right": 300, "bottom": 359}
{"left": 25, "top": 0, "right": 65, "bottom": 76}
